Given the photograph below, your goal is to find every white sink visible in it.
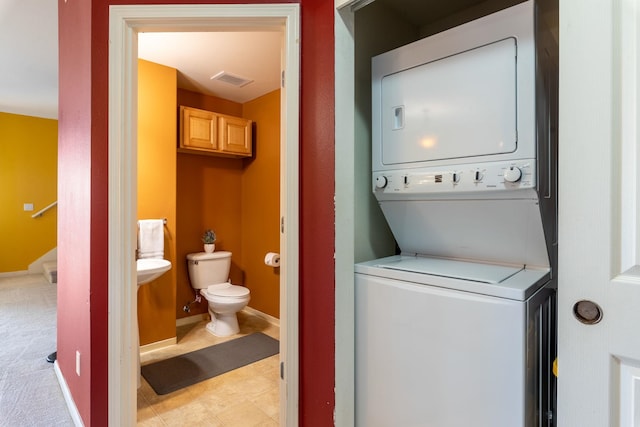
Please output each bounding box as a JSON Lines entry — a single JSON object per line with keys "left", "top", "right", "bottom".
{"left": 136, "top": 258, "right": 172, "bottom": 285}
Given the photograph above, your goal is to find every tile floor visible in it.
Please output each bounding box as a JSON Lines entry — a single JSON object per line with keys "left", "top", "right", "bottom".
{"left": 137, "top": 311, "right": 280, "bottom": 426}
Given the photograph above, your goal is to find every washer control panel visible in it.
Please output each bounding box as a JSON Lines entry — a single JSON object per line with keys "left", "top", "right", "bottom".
{"left": 373, "top": 160, "right": 535, "bottom": 196}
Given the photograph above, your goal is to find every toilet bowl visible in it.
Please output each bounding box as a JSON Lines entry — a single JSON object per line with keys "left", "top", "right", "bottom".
{"left": 201, "top": 282, "right": 250, "bottom": 336}
{"left": 186, "top": 251, "right": 251, "bottom": 337}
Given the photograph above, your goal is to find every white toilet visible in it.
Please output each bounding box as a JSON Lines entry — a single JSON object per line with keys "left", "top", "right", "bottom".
{"left": 186, "top": 251, "right": 251, "bottom": 337}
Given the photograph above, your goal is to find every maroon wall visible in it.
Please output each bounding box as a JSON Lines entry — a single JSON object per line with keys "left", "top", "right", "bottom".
{"left": 57, "top": 0, "right": 335, "bottom": 425}
{"left": 298, "top": 2, "right": 336, "bottom": 424}
{"left": 58, "top": 0, "right": 106, "bottom": 424}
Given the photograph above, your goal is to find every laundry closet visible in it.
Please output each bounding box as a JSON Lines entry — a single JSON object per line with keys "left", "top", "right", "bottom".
{"left": 341, "top": 0, "right": 558, "bottom": 426}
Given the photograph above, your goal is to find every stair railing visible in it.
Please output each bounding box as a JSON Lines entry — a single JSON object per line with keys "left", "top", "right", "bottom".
{"left": 31, "top": 201, "right": 58, "bottom": 218}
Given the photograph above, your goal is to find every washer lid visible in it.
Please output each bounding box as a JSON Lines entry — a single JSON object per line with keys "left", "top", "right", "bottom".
{"left": 206, "top": 284, "right": 250, "bottom": 297}
{"left": 356, "top": 255, "right": 550, "bottom": 301}
{"left": 377, "top": 256, "right": 522, "bottom": 284}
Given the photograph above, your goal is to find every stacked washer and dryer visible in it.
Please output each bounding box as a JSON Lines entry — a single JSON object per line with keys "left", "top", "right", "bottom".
{"left": 355, "top": 1, "right": 558, "bottom": 426}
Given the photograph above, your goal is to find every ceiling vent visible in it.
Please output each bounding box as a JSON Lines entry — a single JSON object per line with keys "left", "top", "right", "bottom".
{"left": 210, "top": 71, "right": 254, "bottom": 88}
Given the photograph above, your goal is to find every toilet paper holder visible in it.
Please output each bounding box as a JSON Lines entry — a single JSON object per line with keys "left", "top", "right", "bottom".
{"left": 264, "top": 252, "right": 280, "bottom": 267}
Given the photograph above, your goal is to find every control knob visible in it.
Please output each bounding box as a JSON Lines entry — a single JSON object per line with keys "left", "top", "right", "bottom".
{"left": 375, "top": 175, "right": 388, "bottom": 189}
{"left": 503, "top": 166, "right": 522, "bottom": 183}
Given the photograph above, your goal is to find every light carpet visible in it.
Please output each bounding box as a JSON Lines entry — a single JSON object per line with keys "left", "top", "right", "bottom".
{"left": 0, "top": 274, "right": 73, "bottom": 426}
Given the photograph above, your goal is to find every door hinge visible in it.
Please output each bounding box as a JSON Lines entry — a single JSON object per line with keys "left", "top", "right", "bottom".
{"left": 280, "top": 361, "right": 285, "bottom": 380}
{"left": 281, "top": 216, "right": 285, "bottom": 234}
{"left": 281, "top": 70, "right": 285, "bottom": 88}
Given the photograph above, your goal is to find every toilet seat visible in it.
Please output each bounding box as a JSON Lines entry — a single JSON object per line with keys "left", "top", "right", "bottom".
{"left": 203, "top": 282, "right": 250, "bottom": 300}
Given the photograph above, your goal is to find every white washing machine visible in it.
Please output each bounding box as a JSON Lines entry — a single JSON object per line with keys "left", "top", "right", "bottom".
{"left": 356, "top": 1, "right": 558, "bottom": 426}
{"left": 355, "top": 256, "right": 552, "bottom": 427}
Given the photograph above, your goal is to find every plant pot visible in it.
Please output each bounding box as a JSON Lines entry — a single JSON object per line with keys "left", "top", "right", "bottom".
{"left": 204, "top": 243, "right": 215, "bottom": 253}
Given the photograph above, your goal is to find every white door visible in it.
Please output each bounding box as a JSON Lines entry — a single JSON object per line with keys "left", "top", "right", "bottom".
{"left": 558, "top": 1, "right": 640, "bottom": 426}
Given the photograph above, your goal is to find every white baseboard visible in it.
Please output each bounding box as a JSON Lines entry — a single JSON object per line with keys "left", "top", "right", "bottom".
{"left": 140, "top": 313, "right": 209, "bottom": 355}
{"left": 243, "top": 306, "right": 280, "bottom": 328}
{"left": 138, "top": 309, "right": 277, "bottom": 357}
{"left": 176, "top": 313, "right": 209, "bottom": 327}
{"left": 54, "top": 360, "right": 84, "bottom": 427}
{"left": 142, "top": 309, "right": 278, "bottom": 354}
{"left": 0, "top": 270, "right": 28, "bottom": 278}
{"left": 139, "top": 337, "right": 176, "bottom": 355}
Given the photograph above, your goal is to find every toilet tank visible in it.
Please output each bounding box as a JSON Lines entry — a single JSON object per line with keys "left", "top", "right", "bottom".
{"left": 186, "top": 251, "right": 232, "bottom": 289}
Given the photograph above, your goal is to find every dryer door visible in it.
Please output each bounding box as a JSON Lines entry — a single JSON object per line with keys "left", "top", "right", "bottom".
{"left": 380, "top": 38, "right": 517, "bottom": 165}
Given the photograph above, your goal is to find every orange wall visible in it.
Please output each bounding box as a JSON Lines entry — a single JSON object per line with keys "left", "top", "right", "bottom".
{"left": 137, "top": 59, "right": 177, "bottom": 345}
{"left": 175, "top": 89, "right": 281, "bottom": 320}
{"left": 241, "top": 90, "right": 281, "bottom": 317}
{"left": 0, "top": 113, "right": 57, "bottom": 272}
{"left": 176, "top": 89, "right": 245, "bottom": 318}
{"left": 178, "top": 89, "right": 242, "bottom": 117}
{"left": 138, "top": 70, "right": 281, "bottom": 341}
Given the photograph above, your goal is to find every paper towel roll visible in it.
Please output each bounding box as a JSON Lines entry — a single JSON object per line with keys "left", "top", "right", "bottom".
{"left": 264, "top": 252, "right": 280, "bottom": 267}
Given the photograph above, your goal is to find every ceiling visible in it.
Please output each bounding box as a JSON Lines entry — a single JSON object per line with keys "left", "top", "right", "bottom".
{"left": 138, "top": 31, "right": 282, "bottom": 104}
{"left": 0, "top": 0, "right": 59, "bottom": 119}
{"left": 0, "top": 0, "right": 282, "bottom": 120}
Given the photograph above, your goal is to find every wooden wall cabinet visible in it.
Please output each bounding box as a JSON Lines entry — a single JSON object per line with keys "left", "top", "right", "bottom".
{"left": 179, "top": 105, "right": 252, "bottom": 157}
{"left": 181, "top": 106, "right": 217, "bottom": 150}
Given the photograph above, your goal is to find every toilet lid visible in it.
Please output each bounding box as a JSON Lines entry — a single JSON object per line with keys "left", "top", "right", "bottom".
{"left": 187, "top": 251, "right": 231, "bottom": 261}
{"left": 206, "top": 283, "right": 250, "bottom": 298}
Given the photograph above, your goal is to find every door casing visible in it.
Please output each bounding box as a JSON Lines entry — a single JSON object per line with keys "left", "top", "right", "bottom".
{"left": 108, "top": 5, "right": 300, "bottom": 425}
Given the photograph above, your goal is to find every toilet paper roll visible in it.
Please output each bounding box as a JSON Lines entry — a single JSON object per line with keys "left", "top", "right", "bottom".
{"left": 264, "top": 252, "right": 281, "bottom": 267}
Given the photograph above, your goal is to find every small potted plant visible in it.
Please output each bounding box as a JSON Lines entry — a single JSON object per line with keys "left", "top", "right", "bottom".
{"left": 202, "top": 229, "right": 216, "bottom": 253}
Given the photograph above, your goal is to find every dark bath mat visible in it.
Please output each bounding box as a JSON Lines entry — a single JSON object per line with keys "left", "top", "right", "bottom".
{"left": 141, "top": 332, "right": 279, "bottom": 395}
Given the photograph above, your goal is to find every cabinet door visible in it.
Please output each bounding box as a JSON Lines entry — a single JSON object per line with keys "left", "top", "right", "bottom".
{"left": 181, "top": 106, "right": 217, "bottom": 150}
{"left": 219, "top": 114, "right": 252, "bottom": 155}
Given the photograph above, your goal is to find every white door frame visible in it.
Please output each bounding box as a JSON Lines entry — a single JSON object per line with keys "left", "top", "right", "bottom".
{"left": 334, "top": 3, "right": 356, "bottom": 426}
{"left": 108, "top": 5, "right": 300, "bottom": 426}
